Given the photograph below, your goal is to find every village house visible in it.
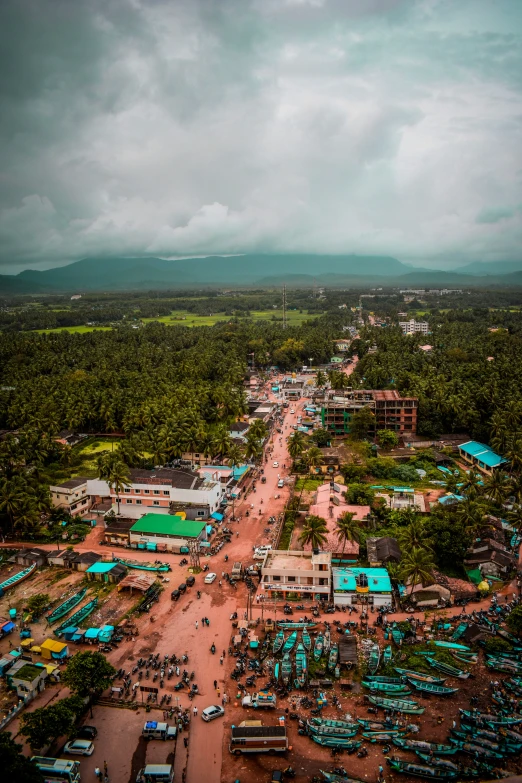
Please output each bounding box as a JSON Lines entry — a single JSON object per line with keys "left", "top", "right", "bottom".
{"left": 85, "top": 561, "right": 127, "bottom": 584}
{"left": 128, "top": 513, "right": 208, "bottom": 553}
{"left": 7, "top": 660, "right": 48, "bottom": 699}
{"left": 458, "top": 441, "right": 508, "bottom": 475}
{"left": 366, "top": 537, "right": 402, "bottom": 567}
{"left": 49, "top": 477, "right": 91, "bottom": 517}
{"left": 464, "top": 538, "right": 516, "bottom": 578}
{"left": 332, "top": 566, "right": 393, "bottom": 608}
{"left": 260, "top": 551, "right": 331, "bottom": 601}
{"left": 102, "top": 517, "right": 136, "bottom": 546}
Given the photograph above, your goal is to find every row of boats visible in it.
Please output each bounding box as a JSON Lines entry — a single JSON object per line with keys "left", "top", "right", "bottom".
{"left": 46, "top": 588, "right": 98, "bottom": 634}
{"left": 273, "top": 629, "right": 339, "bottom": 685}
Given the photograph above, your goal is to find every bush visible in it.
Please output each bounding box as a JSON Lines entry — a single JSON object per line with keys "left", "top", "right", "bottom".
{"left": 344, "top": 483, "right": 375, "bottom": 505}
{"left": 483, "top": 637, "right": 512, "bottom": 656}
{"left": 366, "top": 457, "right": 395, "bottom": 479}
{"left": 506, "top": 605, "right": 522, "bottom": 638}
{"left": 341, "top": 464, "right": 367, "bottom": 482}
{"left": 392, "top": 465, "right": 420, "bottom": 483}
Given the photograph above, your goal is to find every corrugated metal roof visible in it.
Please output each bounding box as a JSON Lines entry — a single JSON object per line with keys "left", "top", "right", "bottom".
{"left": 130, "top": 513, "right": 206, "bottom": 538}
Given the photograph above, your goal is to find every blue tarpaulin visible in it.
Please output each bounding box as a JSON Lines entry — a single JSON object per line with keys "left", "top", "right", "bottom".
{"left": 1, "top": 621, "right": 15, "bottom": 635}
{"left": 211, "top": 512, "right": 223, "bottom": 521}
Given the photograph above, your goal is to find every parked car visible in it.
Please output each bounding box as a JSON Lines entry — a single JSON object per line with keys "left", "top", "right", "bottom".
{"left": 204, "top": 572, "right": 217, "bottom": 584}
{"left": 63, "top": 740, "right": 95, "bottom": 756}
{"left": 290, "top": 409, "right": 295, "bottom": 414}
{"left": 277, "top": 479, "right": 284, "bottom": 488}
{"left": 178, "top": 583, "right": 187, "bottom": 593}
{"left": 75, "top": 726, "right": 97, "bottom": 740}
{"left": 186, "top": 575, "right": 195, "bottom": 587}
{"left": 171, "top": 590, "right": 180, "bottom": 601}
{"left": 201, "top": 705, "right": 225, "bottom": 722}
{"left": 273, "top": 461, "right": 279, "bottom": 468}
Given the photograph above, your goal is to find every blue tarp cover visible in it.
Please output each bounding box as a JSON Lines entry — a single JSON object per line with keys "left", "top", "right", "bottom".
{"left": 1, "top": 621, "right": 15, "bottom": 634}
{"left": 211, "top": 512, "right": 223, "bottom": 521}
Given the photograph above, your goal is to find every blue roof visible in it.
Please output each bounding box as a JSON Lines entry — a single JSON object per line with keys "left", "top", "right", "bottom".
{"left": 86, "top": 561, "right": 118, "bottom": 574}
{"left": 459, "top": 441, "right": 507, "bottom": 467}
{"left": 332, "top": 567, "right": 392, "bottom": 594}
{"left": 439, "top": 493, "right": 465, "bottom": 505}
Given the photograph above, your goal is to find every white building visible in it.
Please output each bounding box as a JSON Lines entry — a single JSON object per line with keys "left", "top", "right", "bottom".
{"left": 260, "top": 550, "right": 331, "bottom": 601}
{"left": 399, "top": 319, "right": 429, "bottom": 335}
{"left": 332, "top": 567, "right": 393, "bottom": 608}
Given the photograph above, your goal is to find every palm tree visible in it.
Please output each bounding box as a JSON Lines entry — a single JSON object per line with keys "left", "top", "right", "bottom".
{"left": 287, "top": 431, "right": 307, "bottom": 462}
{"left": 299, "top": 515, "right": 328, "bottom": 550}
{"left": 0, "top": 479, "right": 24, "bottom": 532}
{"left": 213, "top": 427, "right": 232, "bottom": 460}
{"left": 483, "top": 470, "right": 511, "bottom": 505}
{"left": 396, "top": 517, "right": 432, "bottom": 551}
{"left": 461, "top": 469, "right": 482, "bottom": 499}
{"left": 98, "top": 456, "right": 130, "bottom": 516}
{"left": 399, "top": 546, "right": 435, "bottom": 590}
{"left": 244, "top": 432, "right": 262, "bottom": 463}
{"left": 315, "top": 371, "right": 327, "bottom": 388}
{"left": 249, "top": 419, "right": 268, "bottom": 441}
{"left": 505, "top": 433, "right": 522, "bottom": 474}
{"left": 335, "top": 512, "right": 360, "bottom": 558}
{"left": 456, "top": 498, "right": 489, "bottom": 535}
{"left": 302, "top": 446, "right": 324, "bottom": 474}
{"left": 506, "top": 504, "right": 522, "bottom": 533}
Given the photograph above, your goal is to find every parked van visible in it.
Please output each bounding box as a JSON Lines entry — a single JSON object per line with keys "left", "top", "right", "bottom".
{"left": 242, "top": 691, "right": 277, "bottom": 709}
{"left": 136, "top": 765, "right": 174, "bottom": 783}
{"left": 231, "top": 562, "right": 243, "bottom": 580}
{"left": 142, "top": 722, "right": 177, "bottom": 741}
{"left": 229, "top": 724, "right": 288, "bottom": 755}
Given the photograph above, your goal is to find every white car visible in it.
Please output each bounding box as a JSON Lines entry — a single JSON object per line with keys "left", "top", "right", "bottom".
{"left": 290, "top": 409, "right": 295, "bottom": 414}
{"left": 202, "top": 705, "right": 225, "bottom": 722}
{"left": 277, "top": 479, "right": 284, "bottom": 488}
{"left": 273, "top": 461, "right": 279, "bottom": 468}
{"left": 204, "top": 572, "right": 217, "bottom": 584}
{"left": 63, "top": 740, "right": 94, "bottom": 756}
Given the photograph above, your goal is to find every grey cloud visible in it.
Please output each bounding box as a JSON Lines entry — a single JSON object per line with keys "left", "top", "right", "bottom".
{"left": 0, "top": 0, "right": 521, "bottom": 270}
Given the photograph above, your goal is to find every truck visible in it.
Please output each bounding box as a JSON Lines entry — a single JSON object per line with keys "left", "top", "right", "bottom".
{"left": 142, "top": 721, "right": 177, "bottom": 741}
{"left": 229, "top": 723, "right": 288, "bottom": 755}
{"left": 242, "top": 691, "right": 277, "bottom": 709}
{"left": 231, "top": 562, "right": 243, "bottom": 580}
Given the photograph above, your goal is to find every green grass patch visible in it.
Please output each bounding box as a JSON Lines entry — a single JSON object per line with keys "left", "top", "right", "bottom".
{"left": 36, "top": 325, "right": 112, "bottom": 334}
{"left": 294, "top": 477, "right": 325, "bottom": 491}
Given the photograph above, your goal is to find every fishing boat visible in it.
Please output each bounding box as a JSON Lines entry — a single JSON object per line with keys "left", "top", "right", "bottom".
{"left": 451, "top": 622, "right": 468, "bottom": 641}
{"left": 277, "top": 621, "right": 317, "bottom": 629}
{"left": 324, "top": 627, "right": 331, "bottom": 654}
{"left": 302, "top": 629, "right": 311, "bottom": 652}
{"left": 313, "top": 633, "right": 324, "bottom": 661}
{"left": 368, "top": 643, "right": 380, "bottom": 674}
{"left": 308, "top": 723, "right": 359, "bottom": 738}
{"left": 0, "top": 563, "right": 37, "bottom": 593}
{"left": 113, "top": 556, "right": 170, "bottom": 572}
{"left": 460, "top": 708, "right": 522, "bottom": 726}
{"left": 362, "top": 680, "right": 411, "bottom": 694}
{"left": 295, "top": 643, "right": 307, "bottom": 687}
{"left": 309, "top": 717, "right": 359, "bottom": 731}
{"left": 451, "top": 651, "right": 477, "bottom": 665}
{"left": 503, "top": 679, "right": 522, "bottom": 696}
{"left": 486, "top": 658, "right": 522, "bottom": 674}
{"left": 416, "top": 755, "right": 485, "bottom": 779}
{"left": 46, "top": 588, "right": 87, "bottom": 624}
{"left": 274, "top": 662, "right": 280, "bottom": 680}
{"left": 357, "top": 718, "right": 406, "bottom": 731}
{"left": 281, "top": 653, "right": 292, "bottom": 685}
{"left": 362, "top": 731, "right": 404, "bottom": 742}
{"left": 282, "top": 631, "right": 298, "bottom": 653}
{"left": 408, "top": 680, "right": 458, "bottom": 696}
{"left": 393, "top": 738, "right": 457, "bottom": 756}
{"left": 386, "top": 756, "right": 457, "bottom": 779}
{"left": 448, "top": 740, "right": 503, "bottom": 760}
{"left": 55, "top": 598, "right": 98, "bottom": 636}
{"left": 327, "top": 643, "right": 338, "bottom": 672}
{"left": 451, "top": 730, "right": 520, "bottom": 753}
{"left": 383, "top": 644, "right": 392, "bottom": 664}
{"left": 320, "top": 774, "right": 367, "bottom": 783}
{"left": 364, "top": 675, "right": 403, "bottom": 684}
{"left": 368, "top": 695, "right": 424, "bottom": 714}
{"left": 272, "top": 631, "right": 285, "bottom": 654}
{"left": 497, "top": 726, "right": 522, "bottom": 743}
{"left": 311, "top": 735, "right": 361, "bottom": 749}
{"left": 425, "top": 656, "right": 469, "bottom": 679}
{"left": 391, "top": 625, "right": 404, "bottom": 646}
{"left": 394, "top": 667, "right": 446, "bottom": 684}
{"left": 432, "top": 641, "right": 470, "bottom": 652}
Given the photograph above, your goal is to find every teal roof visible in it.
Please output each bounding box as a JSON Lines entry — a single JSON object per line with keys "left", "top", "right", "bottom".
{"left": 332, "top": 567, "right": 392, "bottom": 594}
{"left": 130, "top": 514, "right": 206, "bottom": 538}
{"left": 86, "top": 562, "right": 118, "bottom": 574}
{"left": 459, "top": 441, "right": 507, "bottom": 468}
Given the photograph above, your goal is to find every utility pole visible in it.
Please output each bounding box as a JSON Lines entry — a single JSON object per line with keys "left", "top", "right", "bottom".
{"left": 282, "top": 284, "right": 287, "bottom": 330}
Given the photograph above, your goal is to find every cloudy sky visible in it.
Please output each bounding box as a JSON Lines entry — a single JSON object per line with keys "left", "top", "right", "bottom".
{"left": 1, "top": 0, "right": 521, "bottom": 272}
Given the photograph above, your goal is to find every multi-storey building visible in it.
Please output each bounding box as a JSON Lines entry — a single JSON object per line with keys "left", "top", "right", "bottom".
{"left": 321, "top": 389, "right": 418, "bottom": 435}
{"left": 260, "top": 550, "right": 331, "bottom": 601}
{"left": 399, "top": 319, "right": 429, "bottom": 335}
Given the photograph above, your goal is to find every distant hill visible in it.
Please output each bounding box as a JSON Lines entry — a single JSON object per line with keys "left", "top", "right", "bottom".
{"left": 454, "top": 260, "right": 522, "bottom": 276}
{"left": 2, "top": 254, "right": 522, "bottom": 294}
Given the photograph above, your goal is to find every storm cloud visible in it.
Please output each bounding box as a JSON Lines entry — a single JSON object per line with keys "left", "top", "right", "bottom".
{"left": 1, "top": 0, "right": 521, "bottom": 270}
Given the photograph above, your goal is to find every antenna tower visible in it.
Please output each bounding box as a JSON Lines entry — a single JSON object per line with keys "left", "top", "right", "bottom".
{"left": 282, "top": 284, "right": 287, "bottom": 330}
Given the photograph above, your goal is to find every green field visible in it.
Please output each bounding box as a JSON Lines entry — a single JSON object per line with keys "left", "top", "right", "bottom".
{"left": 34, "top": 309, "right": 320, "bottom": 334}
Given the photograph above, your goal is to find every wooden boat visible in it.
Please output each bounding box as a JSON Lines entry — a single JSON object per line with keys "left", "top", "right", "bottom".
{"left": 272, "top": 631, "right": 285, "bottom": 654}
{"left": 311, "top": 735, "right": 361, "bottom": 749}
{"left": 362, "top": 680, "right": 410, "bottom": 694}
{"left": 503, "top": 679, "right": 522, "bottom": 696}
{"left": 383, "top": 644, "right": 392, "bottom": 664}
{"left": 386, "top": 756, "right": 457, "bottom": 779}
{"left": 313, "top": 633, "right": 324, "bottom": 661}
{"left": 277, "top": 621, "right": 316, "bottom": 629}
{"left": 486, "top": 658, "right": 522, "bottom": 674}
{"left": 362, "top": 731, "right": 404, "bottom": 742}
{"left": 364, "top": 675, "right": 403, "bottom": 684}
{"left": 47, "top": 588, "right": 87, "bottom": 624}
{"left": 451, "top": 622, "right": 468, "bottom": 641}
{"left": 310, "top": 717, "right": 359, "bottom": 731}
{"left": 324, "top": 627, "right": 331, "bottom": 653}
{"left": 415, "top": 756, "right": 459, "bottom": 773}
{"left": 408, "top": 679, "right": 458, "bottom": 696}
{"left": 320, "top": 774, "right": 367, "bottom": 783}
{"left": 460, "top": 709, "right": 522, "bottom": 726}
{"left": 274, "top": 662, "right": 280, "bottom": 680}
{"left": 302, "top": 629, "right": 311, "bottom": 652}
{"left": 395, "top": 668, "right": 446, "bottom": 684}
{"left": 357, "top": 718, "right": 407, "bottom": 731}
{"left": 308, "top": 723, "right": 359, "bottom": 738}
{"left": 369, "top": 695, "right": 424, "bottom": 714}
{"left": 0, "top": 563, "right": 37, "bottom": 593}
{"left": 327, "top": 643, "right": 338, "bottom": 672}
{"left": 451, "top": 651, "right": 477, "bottom": 665}
{"left": 281, "top": 653, "right": 292, "bottom": 685}
{"left": 368, "top": 643, "right": 380, "bottom": 674}
{"left": 282, "top": 631, "right": 297, "bottom": 653}
{"left": 451, "top": 730, "right": 521, "bottom": 753}
{"left": 432, "top": 640, "right": 470, "bottom": 651}
{"left": 113, "top": 556, "right": 170, "bottom": 572}
{"left": 391, "top": 625, "right": 404, "bottom": 646}
{"left": 448, "top": 740, "right": 503, "bottom": 760}
{"left": 295, "top": 643, "right": 307, "bottom": 687}
{"left": 498, "top": 726, "right": 522, "bottom": 743}
{"left": 55, "top": 598, "right": 98, "bottom": 635}
{"left": 393, "top": 738, "right": 457, "bottom": 756}
{"left": 425, "top": 656, "right": 469, "bottom": 679}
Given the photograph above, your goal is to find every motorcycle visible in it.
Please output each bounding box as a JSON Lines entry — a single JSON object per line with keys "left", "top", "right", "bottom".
{"left": 210, "top": 643, "right": 216, "bottom": 654}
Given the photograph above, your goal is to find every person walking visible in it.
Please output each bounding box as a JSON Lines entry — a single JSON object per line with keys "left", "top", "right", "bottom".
{"left": 104, "top": 762, "right": 108, "bottom": 778}
{"left": 193, "top": 706, "right": 198, "bottom": 717}
{"left": 214, "top": 679, "right": 217, "bottom": 689}
{"left": 217, "top": 687, "right": 221, "bottom": 698}
{"left": 195, "top": 620, "right": 198, "bottom": 629}
{"left": 94, "top": 768, "right": 101, "bottom": 780}
{"left": 183, "top": 737, "right": 188, "bottom": 748}
{"left": 220, "top": 656, "right": 223, "bottom": 665}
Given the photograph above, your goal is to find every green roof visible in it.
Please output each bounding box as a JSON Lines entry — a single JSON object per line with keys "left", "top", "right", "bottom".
{"left": 130, "top": 514, "right": 206, "bottom": 538}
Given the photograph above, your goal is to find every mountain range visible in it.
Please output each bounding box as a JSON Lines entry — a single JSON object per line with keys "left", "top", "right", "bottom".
{"left": 1, "top": 254, "right": 522, "bottom": 294}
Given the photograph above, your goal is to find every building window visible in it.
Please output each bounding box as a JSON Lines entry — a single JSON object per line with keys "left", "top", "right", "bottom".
{"left": 71, "top": 504, "right": 77, "bottom": 510}
{"left": 136, "top": 500, "right": 142, "bottom": 505}
{"left": 126, "top": 499, "right": 132, "bottom": 504}
{"left": 287, "top": 576, "right": 296, "bottom": 583}
{"left": 144, "top": 490, "right": 150, "bottom": 494}
{"left": 271, "top": 575, "right": 281, "bottom": 581}
{"left": 197, "top": 511, "right": 205, "bottom": 517}
{"left": 82, "top": 499, "right": 87, "bottom": 505}
{"left": 135, "top": 489, "right": 140, "bottom": 494}
{"left": 163, "top": 491, "right": 169, "bottom": 496}
{"left": 154, "top": 490, "right": 160, "bottom": 495}
{"left": 153, "top": 501, "right": 160, "bottom": 506}
{"left": 124, "top": 488, "right": 131, "bottom": 493}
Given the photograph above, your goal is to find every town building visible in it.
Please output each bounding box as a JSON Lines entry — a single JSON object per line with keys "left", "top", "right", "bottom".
{"left": 260, "top": 550, "right": 331, "bottom": 601}
{"left": 229, "top": 421, "right": 251, "bottom": 442}
{"left": 335, "top": 339, "right": 351, "bottom": 352}
{"left": 49, "top": 478, "right": 91, "bottom": 517}
{"left": 102, "top": 517, "right": 136, "bottom": 547}
{"left": 332, "top": 566, "right": 393, "bottom": 608}
{"left": 281, "top": 378, "right": 305, "bottom": 401}
{"left": 114, "top": 468, "right": 223, "bottom": 519}
{"left": 321, "top": 389, "right": 418, "bottom": 435}
{"left": 399, "top": 319, "right": 429, "bottom": 335}
{"left": 458, "top": 441, "right": 508, "bottom": 475}
{"left": 464, "top": 538, "right": 516, "bottom": 578}
{"left": 128, "top": 513, "right": 207, "bottom": 553}
{"left": 366, "top": 537, "right": 401, "bottom": 567}
{"left": 85, "top": 561, "right": 127, "bottom": 584}
{"left": 7, "top": 660, "right": 48, "bottom": 699}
